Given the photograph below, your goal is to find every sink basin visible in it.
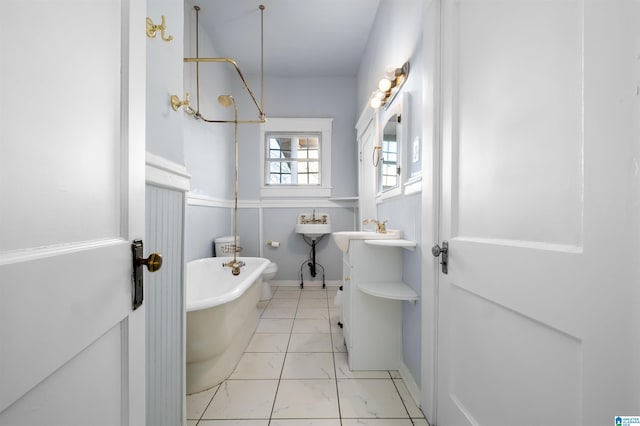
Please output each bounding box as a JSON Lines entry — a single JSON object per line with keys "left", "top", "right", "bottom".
{"left": 295, "top": 212, "right": 332, "bottom": 239}
{"left": 332, "top": 229, "right": 402, "bottom": 253}
{"left": 296, "top": 223, "right": 332, "bottom": 239}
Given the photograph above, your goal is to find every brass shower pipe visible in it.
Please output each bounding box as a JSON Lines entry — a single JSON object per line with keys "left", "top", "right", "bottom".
{"left": 184, "top": 5, "right": 267, "bottom": 124}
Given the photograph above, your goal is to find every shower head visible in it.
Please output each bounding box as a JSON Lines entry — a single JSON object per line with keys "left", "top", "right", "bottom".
{"left": 217, "top": 94, "right": 235, "bottom": 107}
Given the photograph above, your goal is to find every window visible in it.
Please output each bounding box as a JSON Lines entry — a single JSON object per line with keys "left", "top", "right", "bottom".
{"left": 266, "top": 133, "right": 320, "bottom": 185}
{"left": 260, "top": 118, "right": 333, "bottom": 198}
{"left": 380, "top": 137, "right": 398, "bottom": 190}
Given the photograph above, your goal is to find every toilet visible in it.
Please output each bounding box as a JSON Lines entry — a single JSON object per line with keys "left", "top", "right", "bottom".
{"left": 213, "top": 235, "right": 276, "bottom": 301}
{"left": 260, "top": 261, "right": 277, "bottom": 301}
{"left": 213, "top": 235, "right": 237, "bottom": 257}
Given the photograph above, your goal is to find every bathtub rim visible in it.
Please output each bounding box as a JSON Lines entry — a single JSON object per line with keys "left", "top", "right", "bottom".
{"left": 186, "top": 256, "right": 269, "bottom": 312}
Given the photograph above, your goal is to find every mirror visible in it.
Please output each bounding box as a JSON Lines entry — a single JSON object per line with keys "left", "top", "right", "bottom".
{"left": 376, "top": 93, "right": 407, "bottom": 199}
{"left": 379, "top": 114, "right": 400, "bottom": 193}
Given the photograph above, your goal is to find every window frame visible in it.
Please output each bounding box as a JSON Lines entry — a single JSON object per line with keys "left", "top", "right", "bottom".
{"left": 265, "top": 132, "right": 321, "bottom": 185}
{"left": 259, "top": 118, "right": 333, "bottom": 198}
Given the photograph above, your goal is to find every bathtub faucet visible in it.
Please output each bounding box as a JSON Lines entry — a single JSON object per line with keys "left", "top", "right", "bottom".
{"left": 223, "top": 259, "right": 246, "bottom": 276}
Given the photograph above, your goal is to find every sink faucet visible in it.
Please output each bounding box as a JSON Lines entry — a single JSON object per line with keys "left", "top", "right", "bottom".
{"left": 362, "top": 219, "right": 387, "bottom": 234}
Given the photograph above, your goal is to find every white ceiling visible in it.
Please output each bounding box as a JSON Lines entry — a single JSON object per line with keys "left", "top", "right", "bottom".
{"left": 187, "top": 0, "right": 381, "bottom": 78}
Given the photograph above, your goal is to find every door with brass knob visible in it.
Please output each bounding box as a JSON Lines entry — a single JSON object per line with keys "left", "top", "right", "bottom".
{"left": 131, "top": 240, "right": 163, "bottom": 310}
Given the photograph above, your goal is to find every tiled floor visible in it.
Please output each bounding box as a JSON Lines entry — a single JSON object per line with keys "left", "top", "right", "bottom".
{"left": 187, "top": 286, "right": 430, "bottom": 426}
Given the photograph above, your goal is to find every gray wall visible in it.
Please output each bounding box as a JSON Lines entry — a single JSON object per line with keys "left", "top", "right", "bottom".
{"left": 237, "top": 206, "right": 357, "bottom": 283}
{"left": 183, "top": 0, "right": 236, "bottom": 262}
{"left": 185, "top": 205, "right": 231, "bottom": 261}
{"left": 184, "top": 42, "right": 361, "bottom": 272}
{"left": 238, "top": 76, "right": 359, "bottom": 200}
{"left": 232, "top": 76, "right": 360, "bottom": 279}
{"left": 357, "top": 0, "right": 425, "bottom": 390}
{"left": 378, "top": 193, "right": 422, "bottom": 384}
{"left": 146, "top": 0, "right": 185, "bottom": 164}
{"left": 180, "top": 0, "right": 424, "bottom": 394}
{"left": 145, "top": 0, "right": 186, "bottom": 423}
{"left": 145, "top": 186, "right": 185, "bottom": 426}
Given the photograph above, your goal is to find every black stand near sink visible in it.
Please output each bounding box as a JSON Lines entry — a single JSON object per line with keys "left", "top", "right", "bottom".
{"left": 299, "top": 234, "right": 326, "bottom": 289}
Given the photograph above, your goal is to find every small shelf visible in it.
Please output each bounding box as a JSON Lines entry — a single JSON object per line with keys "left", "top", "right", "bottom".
{"left": 328, "top": 196, "right": 358, "bottom": 201}
{"left": 358, "top": 281, "right": 418, "bottom": 303}
{"left": 363, "top": 239, "right": 417, "bottom": 251}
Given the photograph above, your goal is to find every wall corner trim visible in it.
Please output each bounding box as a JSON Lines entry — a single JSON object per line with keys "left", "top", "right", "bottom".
{"left": 146, "top": 152, "right": 191, "bottom": 192}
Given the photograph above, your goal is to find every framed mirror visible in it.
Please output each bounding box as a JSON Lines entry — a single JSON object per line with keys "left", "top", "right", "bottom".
{"left": 376, "top": 93, "right": 408, "bottom": 200}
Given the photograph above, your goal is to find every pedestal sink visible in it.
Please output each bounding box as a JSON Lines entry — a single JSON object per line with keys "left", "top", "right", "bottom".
{"left": 332, "top": 229, "right": 402, "bottom": 253}
{"left": 295, "top": 212, "right": 331, "bottom": 288}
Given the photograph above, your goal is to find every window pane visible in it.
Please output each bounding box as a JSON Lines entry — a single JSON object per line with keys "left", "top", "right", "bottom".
{"left": 269, "top": 172, "right": 292, "bottom": 184}
{"left": 268, "top": 137, "right": 292, "bottom": 159}
{"left": 265, "top": 131, "right": 322, "bottom": 186}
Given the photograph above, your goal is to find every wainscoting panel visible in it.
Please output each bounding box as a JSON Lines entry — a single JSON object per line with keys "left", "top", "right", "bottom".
{"left": 146, "top": 185, "right": 185, "bottom": 426}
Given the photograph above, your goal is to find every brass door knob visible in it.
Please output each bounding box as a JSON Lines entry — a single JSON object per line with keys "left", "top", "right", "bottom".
{"left": 138, "top": 253, "right": 163, "bottom": 272}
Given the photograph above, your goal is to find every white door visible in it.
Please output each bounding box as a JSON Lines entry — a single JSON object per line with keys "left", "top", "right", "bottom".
{"left": 0, "top": 0, "right": 146, "bottom": 424}
{"left": 436, "top": 1, "right": 640, "bottom": 425}
{"left": 356, "top": 107, "right": 378, "bottom": 227}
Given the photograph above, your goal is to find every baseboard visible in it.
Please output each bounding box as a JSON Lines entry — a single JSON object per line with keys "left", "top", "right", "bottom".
{"left": 271, "top": 279, "right": 341, "bottom": 288}
{"left": 399, "top": 361, "right": 422, "bottom": 409}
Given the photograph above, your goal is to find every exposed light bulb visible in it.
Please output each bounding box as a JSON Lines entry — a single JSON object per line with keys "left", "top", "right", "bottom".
{"left": 370, "top": 96, "right": 383, "bottom": 109}
{"left": 378, "top": 78, "right": 392, "bottom": 92}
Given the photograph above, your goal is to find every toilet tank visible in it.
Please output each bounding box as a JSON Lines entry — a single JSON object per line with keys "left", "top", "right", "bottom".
{"left": 213, "top": 236, "right": 241, "bottom": 257}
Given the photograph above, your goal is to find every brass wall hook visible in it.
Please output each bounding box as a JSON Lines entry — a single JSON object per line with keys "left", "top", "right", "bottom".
{"left": 171, "top": 93, "right": 195, "bottom": 115}
{"left": 146, "top": 15, "right": 173, "bottom": 42}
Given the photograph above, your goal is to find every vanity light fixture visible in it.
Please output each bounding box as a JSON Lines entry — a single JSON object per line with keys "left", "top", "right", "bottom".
{"left": 369, "top": 61, "right": 410, "bottom": 109}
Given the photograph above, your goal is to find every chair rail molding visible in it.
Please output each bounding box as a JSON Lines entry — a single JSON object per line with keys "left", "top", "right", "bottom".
{"left": 146, "top": 152, "right": 191, "bottom": 192}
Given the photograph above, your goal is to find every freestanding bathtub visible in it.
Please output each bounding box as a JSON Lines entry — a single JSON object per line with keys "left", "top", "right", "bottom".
{"left": 186, "top": 256, "right": 269, "bottom": 394}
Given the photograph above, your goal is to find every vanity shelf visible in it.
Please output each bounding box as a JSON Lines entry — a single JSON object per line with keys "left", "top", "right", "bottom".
{"left": 337, "top": 238, "right": 417, "bottom": 371}
{"left": 358, "top": 281, "right": 418, "bottom": 302}
{"left": 364, "top": 239, "right": 417, "bottom": 250}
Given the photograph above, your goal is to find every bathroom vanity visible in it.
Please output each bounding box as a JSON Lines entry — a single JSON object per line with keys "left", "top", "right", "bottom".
{"left": 337, "top": 236, "right": 417, "bottom": 371}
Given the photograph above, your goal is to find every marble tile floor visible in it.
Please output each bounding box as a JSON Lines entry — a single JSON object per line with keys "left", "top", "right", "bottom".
{"left": 187, "top": 286, "right": 430, "bottom": 426}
